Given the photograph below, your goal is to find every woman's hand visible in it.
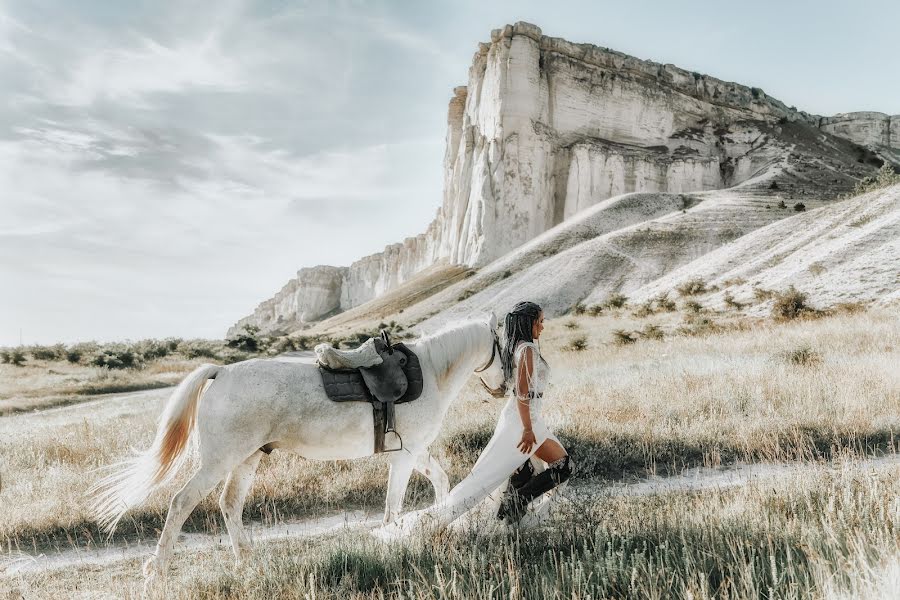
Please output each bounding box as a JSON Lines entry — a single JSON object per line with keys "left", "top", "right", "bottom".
{"left": 517, "top": 429, "right": 537, "bottom": 454}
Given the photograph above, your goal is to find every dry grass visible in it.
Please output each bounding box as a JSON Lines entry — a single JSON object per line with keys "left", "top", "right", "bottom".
{"left": 6, "top": 462, "right": 900, "bottom": 599}
{"left": 0, "top": 356, "right": 209, "bottom": 414}
{"left": 0, "top": 308, "right": 899, "bottom": 597}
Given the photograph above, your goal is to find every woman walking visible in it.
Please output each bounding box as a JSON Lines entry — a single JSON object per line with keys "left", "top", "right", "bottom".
{"left": 374, "top": 301, "right": 572, "bottom": 537}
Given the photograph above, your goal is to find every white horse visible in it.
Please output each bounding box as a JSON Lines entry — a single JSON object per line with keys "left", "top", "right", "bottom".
{"left": 91, "top": 315, "right": 504, "bottom": 582}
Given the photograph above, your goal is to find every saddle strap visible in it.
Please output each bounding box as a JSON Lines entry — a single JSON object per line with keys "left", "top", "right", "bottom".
{"left": 373, "top": 403, "right": 385, "bottom": 454}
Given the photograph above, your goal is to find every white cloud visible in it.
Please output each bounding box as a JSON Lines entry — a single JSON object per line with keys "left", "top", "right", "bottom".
{"left": 50, "top": 33, "right": 248, "bottom": 107}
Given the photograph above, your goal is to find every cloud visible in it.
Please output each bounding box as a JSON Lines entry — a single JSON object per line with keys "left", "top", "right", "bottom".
{"left": 49, "top": 32, "right": 248, "bottom": 107}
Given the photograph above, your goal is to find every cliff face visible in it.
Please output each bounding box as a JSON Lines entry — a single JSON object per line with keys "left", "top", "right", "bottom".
{"left": 229, "top": 22, "right": 899, "bottom": 337}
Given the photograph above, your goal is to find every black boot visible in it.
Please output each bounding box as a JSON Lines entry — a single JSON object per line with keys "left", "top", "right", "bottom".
{"left": 498, "top": 455, "right": 573, "bottom": 524}
{"left": 497, "top": 460, "right": 535, "bottom": 520}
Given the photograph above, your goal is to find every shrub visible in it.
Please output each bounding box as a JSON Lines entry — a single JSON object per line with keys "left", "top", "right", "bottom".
{"left": 178, "top": 340, "right": 221, "bottom": 360}
{"left": 753, "top": 287, "right": 774, "bottom": 301}
{"left": 778, "top": 200, "right": 787, "bottom": 209}
{"left": 10, "top": 348, "right": 26, "bottom": 366}
{"left": 771, "top": 286, "right": 810, "bottom": 320}
{"left": 676, "top": 277, "right": 708, "bottom": 297}
{"left": 90, "top": 345, "right": 142, "bottom": 370}
{"left": 782, "top": 344, "right": 821, "bottom": 367}
{"left": 135, "top": 339, "right": 170, "bottom": 360}
{"left": 30, "top": 344, "right": 65, "bottom": 361}
{"left": 641, "top": 324, "right": 664, "bottom": 340}
{"left": 723, "top": 292, "right": 743, "bottom": 309}
{"left": 793, "top": 202, "right": 806, "bottom": 212}
{"left": 654, "top": 291, "right": 677, "bottom": 312}
{"left": 683, "top": 300, "right": 703, "bottom": 313}
{"left": 2, "top": 348, "right": 27, "bottom": 366}
{"left": 564, "top": 321, "right": 579, "bottom": 330}
{"left": 581, "top": 304, "right": 600, "bottom": 317}
{"left": 565, "top": 335, "right": 588, "bottom": 351}
{"left": 573, "top": 303, "right": 587, "bottom": 316}
{"left": 602, "top": 293, "right": 627, "bottom": 309}
{"left": 226, "top": 325, "right": 264, "bottom": 353}
{"left": 851, "top": 163, "right": 900, "bottom": 196}
{"left": 611, "top": 329, "right": 637, "bottom": 345}
{"left": 65, "top": 348, "right": 83, "bottom": 364}
{"left": 632, "top": 300, "right": 655, "bottom": 318}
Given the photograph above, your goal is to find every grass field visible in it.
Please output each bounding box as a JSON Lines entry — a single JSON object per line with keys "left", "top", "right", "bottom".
{"left": 1, "top": 307, "right": 899, "bottom": 598}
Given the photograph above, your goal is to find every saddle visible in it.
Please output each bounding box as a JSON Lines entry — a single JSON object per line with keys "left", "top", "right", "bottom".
{"left": 316, "top": 330, "right": 423, "bottom": 453}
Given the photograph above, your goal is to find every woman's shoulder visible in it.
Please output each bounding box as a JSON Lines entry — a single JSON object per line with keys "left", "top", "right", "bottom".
{"left": 514, "top": 341, "right": 537, "bottom": 359}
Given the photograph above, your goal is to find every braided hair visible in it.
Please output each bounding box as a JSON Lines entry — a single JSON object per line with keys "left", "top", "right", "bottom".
{"left": 501, "top": 301, "right": 543, "bottom": 385}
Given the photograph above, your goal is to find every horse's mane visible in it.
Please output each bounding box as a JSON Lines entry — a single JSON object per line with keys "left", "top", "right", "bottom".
{"left": 412, "top": 318, "right": 488, "bottom": 386}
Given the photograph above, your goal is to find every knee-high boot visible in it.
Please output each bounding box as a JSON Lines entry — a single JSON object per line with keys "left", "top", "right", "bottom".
{"left": 498, "top": 455, "right": 573, "bottom": 523}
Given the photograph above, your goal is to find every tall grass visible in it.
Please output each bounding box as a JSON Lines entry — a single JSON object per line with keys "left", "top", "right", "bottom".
{"left": 1, "top": 309, "right": 897, "bottom": 554}
{"left": 10, "top": 463, "right": 900, "bottom": 599}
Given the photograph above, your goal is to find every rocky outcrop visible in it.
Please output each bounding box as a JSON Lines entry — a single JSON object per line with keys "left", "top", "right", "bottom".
{"left": 819, "top": 112, "right": 895, "bottom": 150}
{"left": 230, "top": 22, "right": 899, "bottom": 337}
{"left": 229, "top": 265, "right": 347, "bottom": 336}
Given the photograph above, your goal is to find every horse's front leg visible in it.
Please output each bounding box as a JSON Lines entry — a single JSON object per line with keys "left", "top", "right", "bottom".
{"left": 384, "top": 452, "right": 416, "bottom": 523}
{"left": 415, "top": 452, "right": 450, "bottom": 502}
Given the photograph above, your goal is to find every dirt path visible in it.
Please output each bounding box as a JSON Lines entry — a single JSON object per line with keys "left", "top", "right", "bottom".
{"left": 4, "top": 453, "right": 898, "bottom": 579}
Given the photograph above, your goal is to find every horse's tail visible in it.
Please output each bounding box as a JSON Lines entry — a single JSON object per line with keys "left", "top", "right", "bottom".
{"left": 90, "top": 363, "right": 222, "bottom": 533}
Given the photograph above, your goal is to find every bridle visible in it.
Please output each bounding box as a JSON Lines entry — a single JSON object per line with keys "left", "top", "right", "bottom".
{"left": 476, "top": 329, "right": 507, "bottom": 398}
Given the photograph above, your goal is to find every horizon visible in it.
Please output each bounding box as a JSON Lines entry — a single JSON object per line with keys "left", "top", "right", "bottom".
{"left": 3, "top": 0, "right": 899, "bottom": 346}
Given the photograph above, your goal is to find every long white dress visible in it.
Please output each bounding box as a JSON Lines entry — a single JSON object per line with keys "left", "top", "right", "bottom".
{"left": 374, "top": 341, "right": 562, "bottom": 538}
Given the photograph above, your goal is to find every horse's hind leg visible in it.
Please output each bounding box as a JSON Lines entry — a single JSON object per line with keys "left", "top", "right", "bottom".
{"left": 143, "top": 458, "right": 235, "bottom": 585}
{"left": 219, "top": 449, "right": 264, "bottom": 561}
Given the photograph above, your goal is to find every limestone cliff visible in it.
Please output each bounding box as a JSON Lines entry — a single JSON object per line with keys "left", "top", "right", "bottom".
{"left": 229, "top": 22, "right": 898, "bottom": 337}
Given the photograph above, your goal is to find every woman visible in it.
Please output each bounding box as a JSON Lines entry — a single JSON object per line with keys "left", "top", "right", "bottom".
{"left": 374, "top": 301, "right": 572, "bottom": 538}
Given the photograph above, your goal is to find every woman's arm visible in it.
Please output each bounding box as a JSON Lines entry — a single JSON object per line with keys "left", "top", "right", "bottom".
{"left": 516, "top": 345, "right": 537, "bottom": 453}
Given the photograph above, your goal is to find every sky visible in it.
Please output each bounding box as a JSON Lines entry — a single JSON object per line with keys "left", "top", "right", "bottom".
{"left": 2, "top": 0, "right": 898, "bottom": 345}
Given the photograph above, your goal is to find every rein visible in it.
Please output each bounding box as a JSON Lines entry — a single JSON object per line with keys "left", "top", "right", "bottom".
{"left": 476, "top": 330, "right": 507, "bottom": 398}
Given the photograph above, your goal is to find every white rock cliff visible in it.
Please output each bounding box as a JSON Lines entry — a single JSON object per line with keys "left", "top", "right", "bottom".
{"left": 229, "top": 22, "right": 899, "bottom": 336}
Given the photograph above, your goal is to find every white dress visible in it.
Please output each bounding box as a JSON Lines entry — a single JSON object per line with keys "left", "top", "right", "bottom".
{"left": 374, "top": 341, "right": 562, "bottom": 538}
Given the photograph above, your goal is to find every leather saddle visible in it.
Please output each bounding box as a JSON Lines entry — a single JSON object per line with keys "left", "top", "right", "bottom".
{"left": 317, "top": 330, "right": 423, "bottom": 453}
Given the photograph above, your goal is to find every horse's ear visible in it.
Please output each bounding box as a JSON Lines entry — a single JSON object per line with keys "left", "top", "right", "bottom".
{"left": 488, "top": 312, "right": 498, "bottom": 330}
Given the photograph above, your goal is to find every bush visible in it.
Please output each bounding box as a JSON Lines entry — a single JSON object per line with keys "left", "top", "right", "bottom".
{"left": 178, "top": 340, "right": 221, "bottom": 360}
{"left": 1, "top": 348, "right": 26, "bottom": 366}
{"left": 90, "top": 345, "right": 142, "bottom": 370}
{"left": 753, "top": 287, "right": 774, "bottom": 302}
{"left": 641, "top": 324, "right": 664, "bottom": 340}
{"left": 30, "top": 344, "right": 65, "bottom": 361}
{"left": 793, "top": 202, "right": 806, "bottom": 212}
{"left": 654, "top": 292, "right": 677, "bottom": 312}
{"left": 611, "top": 329, "right": 637, "bottom": 345}
{"left": 10, "top": 348, "right": 26, "bottom": 366}
{"left": 573, "top": 303, "right": 587, "bottom": 316}
{"left": 566, "top": 335, "right": 588, "bottom": 351}
{"left": 587, "top": 304, "right": 604, "bottom": 317}
{"left": 135, "top": 339, "right": 170, "bottom": 360}
{"left": 778, "top": 200, "right": 787, "bottom": 209}
{"left": 632, "top": 300, "right": 655, "bottom": 318}
{"left": 723, "top": 291, "right": 743, "bottom": 309}
{"left": 227, "top": 325, "right": 264, "bottom": 353}
{"left": 782, "top": 345, "right": 821, "bottom": 367}
{"left": 602, "top": 293, "right": 627, "bottom": 309}
{"left": 683, "top": 300, "right": 703, "bottom": 313}
{"left": 676, "top": 277, "right": 708, "bottom": 297}
{"left": 771, "top": 286, "right": 810, "bottom": 320}
{"left": 851, "top": 163, "right": 900, "bottom": 196}
{"left": 65, "top": 348, "right": 83, "bottom": 364}
{"left": 564, "top": 321, "right": 579, "bottom": 330}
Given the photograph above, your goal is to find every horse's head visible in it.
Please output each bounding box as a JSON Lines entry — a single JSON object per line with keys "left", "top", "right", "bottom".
{"left": 475, "top": 312, "right": 506, "bottom": 398}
